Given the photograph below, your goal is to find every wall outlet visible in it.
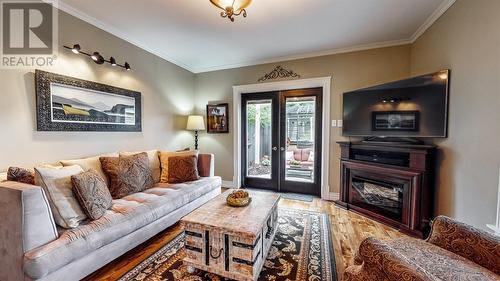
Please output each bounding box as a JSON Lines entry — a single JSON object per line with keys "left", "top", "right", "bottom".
{"left": 337, "top": 120, "right": 343, "bottom": 127}
{"left": 331, "top": 120, "right": 337, "bottom": 127}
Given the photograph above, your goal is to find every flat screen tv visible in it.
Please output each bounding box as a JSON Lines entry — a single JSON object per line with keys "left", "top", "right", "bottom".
{"left": 342, "top": 70, "right": 449, "bottom": 138}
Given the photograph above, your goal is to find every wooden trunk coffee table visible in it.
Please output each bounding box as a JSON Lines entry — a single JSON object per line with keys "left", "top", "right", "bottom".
{"left": 180, "top": 190, "right": 280, "bottom": 281}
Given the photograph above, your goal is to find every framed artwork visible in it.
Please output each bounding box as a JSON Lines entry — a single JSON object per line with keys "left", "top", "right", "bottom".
{"left": 206, "top": 103, "right": 229, "bottom": 133}
{"left": 372, "top": 111, "right": 420, "bottom": 131}
{"left": 35, "top": 69, "right": 141, "bottom": 132}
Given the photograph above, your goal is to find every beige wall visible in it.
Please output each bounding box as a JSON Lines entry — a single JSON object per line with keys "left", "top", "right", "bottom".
{"left": 194, "top": 45, "right": 412, "bottom": 191}
{"left": 410, "top": 0, "right": 500, "bottom": 229}
{"left": 0, "top": 11, "right": 195, "bottom": 170}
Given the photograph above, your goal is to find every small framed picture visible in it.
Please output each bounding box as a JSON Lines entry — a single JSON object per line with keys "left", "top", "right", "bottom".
{"left": 372, "top": 111, "right": 420, "bottom": 131}
{"left": 206, "top": 103, "right": 229, "bottom": 133}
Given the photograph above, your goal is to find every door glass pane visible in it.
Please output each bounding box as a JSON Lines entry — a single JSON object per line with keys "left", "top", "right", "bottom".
{"left": 285, "top": 96, "right": 315, "bottom": 183}
{"left": 246, "top": 100, "right": 272, "bottom": 178}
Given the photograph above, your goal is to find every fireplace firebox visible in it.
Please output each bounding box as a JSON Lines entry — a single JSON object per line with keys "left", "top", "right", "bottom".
{"left": 350, "top": 176, "right": 405, "bottom": 223}
{"left": 336, "top": 142, "right": 435, "bottom": 238}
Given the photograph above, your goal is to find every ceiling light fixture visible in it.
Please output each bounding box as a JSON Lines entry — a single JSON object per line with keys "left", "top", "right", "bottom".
{"left": 63, "top": 44, "right": 132, "bottom": 71}
{"left": 209, "top": 0, "right": 252, "bottom": 22}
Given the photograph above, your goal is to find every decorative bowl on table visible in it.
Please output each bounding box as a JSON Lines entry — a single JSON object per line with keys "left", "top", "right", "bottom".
{"left": 226, "top": 190, "right": 252, "bottom": 207}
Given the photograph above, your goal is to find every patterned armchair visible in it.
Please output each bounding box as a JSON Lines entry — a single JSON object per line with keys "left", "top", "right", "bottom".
{"left": 344, "top": 216, "right": 500, "bottom": 281}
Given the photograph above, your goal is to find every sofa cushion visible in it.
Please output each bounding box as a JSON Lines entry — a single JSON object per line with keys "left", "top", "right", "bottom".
{"left": 159, "top": 150, "right": 198, "bottom": 183}
{"left": 119, "top": 150, "right": 161, "bottom": 183}
{"left": 388, "top": 237, "right": 499, "bottom": 280}
{"left": 34, "top": 165, "right": 87, "bottom": 229}
{"left": 23, "top": 176, "right": 222, "bottom": 279}
{"left": 7, "top": 167, "right": 35, "bottom": 185}
{"left": 292, "top": 148, "right": 312, "bottom": 161}
{"left": 168, "top": 155, "right": 200, "bottom": 183}
{"left": 71, "top": 169, "right": 113, "bottom": 220}
{"left": 100, "top": 153, "right": 154, "bottom": 199}
{"left": 61, "top": 153, "right": 118, "bottom": 187}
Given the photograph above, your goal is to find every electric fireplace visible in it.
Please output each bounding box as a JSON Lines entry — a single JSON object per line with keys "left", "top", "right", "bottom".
{"left": 336, "top": 141, "right": 435, "bottom": 238}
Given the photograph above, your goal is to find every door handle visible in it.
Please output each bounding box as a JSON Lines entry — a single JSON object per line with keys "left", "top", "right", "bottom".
{"left": 280, "top": 147, "right": 285, "bottom": 151}
{"left": 272, "top": 147, "right": 278, "bottom": 151}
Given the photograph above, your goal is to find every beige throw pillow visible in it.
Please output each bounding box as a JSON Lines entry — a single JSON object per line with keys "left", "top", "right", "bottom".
{"left": 159, "top": 150, "right": 198, "bottom": 183}
{"left": 61, "top": 153, "right": 118, "bottom": 186}
{"left": 34, "top": 165, "right": 87, "bottom": 228}
{"left": 119, "top": 150, "right": 160, "bottom": 183}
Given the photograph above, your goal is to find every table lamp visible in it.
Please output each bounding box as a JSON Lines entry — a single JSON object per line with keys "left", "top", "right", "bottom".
{"left": 186, "top": 115, "right": 205, "bottom": 150}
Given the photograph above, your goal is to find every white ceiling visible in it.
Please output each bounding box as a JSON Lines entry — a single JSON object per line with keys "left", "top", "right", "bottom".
{"left": 58, "top": 0, "right": 455, "bottom": 73}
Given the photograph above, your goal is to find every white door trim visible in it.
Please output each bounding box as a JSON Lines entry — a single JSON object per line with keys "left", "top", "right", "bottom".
{"left": 232, "top": 77, "right": 332, "bottom": 200}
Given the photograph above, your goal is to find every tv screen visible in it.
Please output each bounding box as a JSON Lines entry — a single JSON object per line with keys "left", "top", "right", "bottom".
{"left": 342, "top": 70, "right": 449, "bottom": 138}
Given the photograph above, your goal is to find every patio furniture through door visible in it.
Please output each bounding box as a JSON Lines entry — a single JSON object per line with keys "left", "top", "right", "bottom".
{"left": 241, "top": 88, "right": 322, "bottom": 196}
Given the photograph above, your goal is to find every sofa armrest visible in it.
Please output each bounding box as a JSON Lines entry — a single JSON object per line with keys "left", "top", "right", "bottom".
{"left": 427, "top": 215, "right": 500, "bottom": 275}
{"left": 0, "top": 181, "right": 58, "bottom": 281}
{"left": 198, "top": 153, "right": 215, "bottom": 177}
{"left": 344, "top": 237, "right": 432, "bottom": 281}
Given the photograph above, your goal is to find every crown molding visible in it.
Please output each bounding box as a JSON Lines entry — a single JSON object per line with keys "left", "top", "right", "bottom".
{"left": 193, "top": 39, "right": 411, "bottom": 73}
{"left": 54, "top": 0, "right": 455, "bottom": 74}
{"left": 55, "top": 1, "right": 196, "bottom": 73}
{"left": 410, "top": 0, "right": 456, "bottom": 43}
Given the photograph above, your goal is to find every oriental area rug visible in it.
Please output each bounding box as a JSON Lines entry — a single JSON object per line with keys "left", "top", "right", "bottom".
{"left": 119, "top": 208, "right": 337, "bottom": 281}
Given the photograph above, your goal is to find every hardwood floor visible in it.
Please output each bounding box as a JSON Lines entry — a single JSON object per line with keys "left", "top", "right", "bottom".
{"left": 84, "top": 197, "right": 403, "bottom": 281}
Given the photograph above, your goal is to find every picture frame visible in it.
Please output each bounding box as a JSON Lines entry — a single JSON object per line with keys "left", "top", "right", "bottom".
{"left": 35, "top": 69, "right": 142, "bottom": 132}
{"left": 206, "top": 103, "right": 229, "bottom": 133}
{"left": 372, "top": 111, "right": 420, "bottom": 132}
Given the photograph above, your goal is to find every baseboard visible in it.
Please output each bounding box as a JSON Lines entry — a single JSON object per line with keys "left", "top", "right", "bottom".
{"left": 222, "top": 180, "right": 235, "bottom": 188}
{"left": 329, "top": 192, "right": 339, "bottom": 201}
{"left": 487, "top": 224, "right": 500, "bottom": 237}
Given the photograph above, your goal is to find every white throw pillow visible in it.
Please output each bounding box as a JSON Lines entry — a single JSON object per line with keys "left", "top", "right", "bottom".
{"left": 120, "top": 150, "right": 161, "bottom": 183}
{"left": 0, "top": 171, "right": 7, "bottom": 182}
{"left": 159, "top": 150, "right": 199, "bottom": 183}
{"left": 308, "top": 151, "right": 315, "bottom": 162}
{"left": 286, "top": 151, "right": 294, "bottom": 161}
{"left": 60, "top": 153, "right": 118, "bottom": 186}
{"left": 34, "top": 165, "right": 86, "bottom": 228}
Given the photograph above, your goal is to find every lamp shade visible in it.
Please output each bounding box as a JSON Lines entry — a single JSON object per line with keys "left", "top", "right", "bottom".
{"left": 186, "top": 115, "right": 205, "bottom": 131}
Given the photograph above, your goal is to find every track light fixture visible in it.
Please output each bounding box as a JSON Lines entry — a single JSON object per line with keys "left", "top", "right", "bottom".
{"left": 71, "top": 44, "right": 81, "bottom": 54}
{"left": 63, "top": 44, "right": 131, "bottom": 71}
{"left": 91, "top": 52, "right": 105, "bottom": 64}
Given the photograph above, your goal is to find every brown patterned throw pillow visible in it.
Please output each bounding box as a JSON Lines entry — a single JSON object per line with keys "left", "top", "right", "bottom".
{"left": 168, "top": 155, "right": 200, "bottom": 183}
{"left": 100, "top": 152, "right": 154, "bottom": 199}
{"left": 71, "top": 169, "right": 112, "bottom": 220}
{"left": 7, "top": 167, "right": 35, "bottom": 185}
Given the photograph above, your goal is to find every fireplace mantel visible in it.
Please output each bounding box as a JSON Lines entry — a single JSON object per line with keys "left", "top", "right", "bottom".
{"left": 335, "top": 141, "right": 436, "bottom": 238}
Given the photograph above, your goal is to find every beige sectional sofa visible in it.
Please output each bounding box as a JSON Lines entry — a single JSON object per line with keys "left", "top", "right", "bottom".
{"left": 0, "top": 151, "right": 221, "bottom": 281}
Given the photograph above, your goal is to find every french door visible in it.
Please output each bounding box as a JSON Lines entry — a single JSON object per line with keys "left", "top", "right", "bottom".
{"left": 241, "top": 88, "right": 322, "bottom": 196}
